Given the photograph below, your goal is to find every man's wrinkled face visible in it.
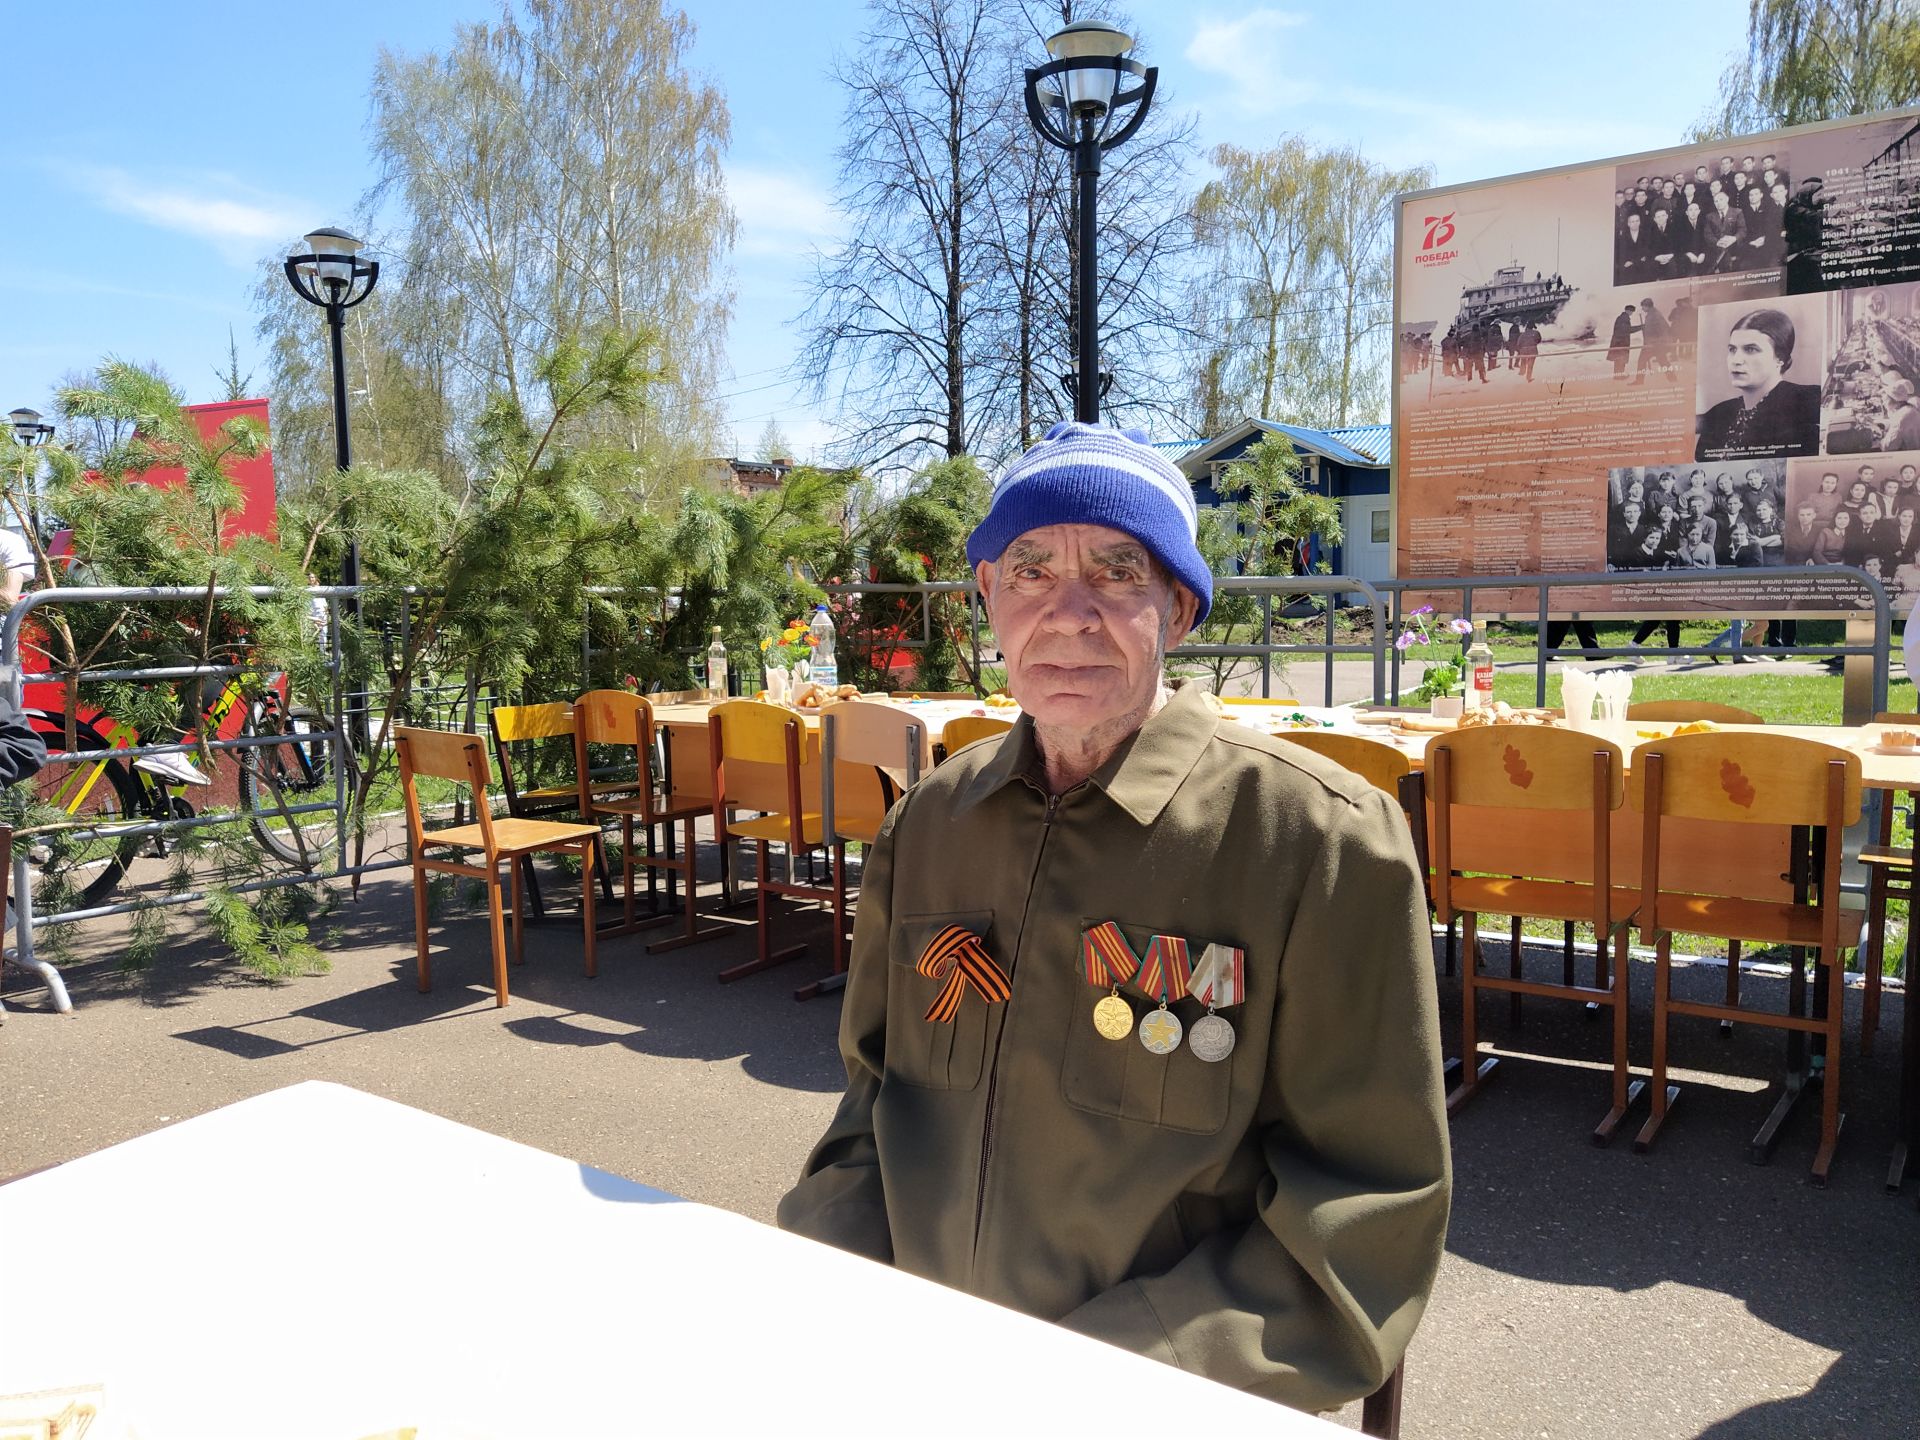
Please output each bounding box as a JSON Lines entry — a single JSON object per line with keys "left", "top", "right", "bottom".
{"left": 978, "top": 523, "right": 1197, "bottom": 734}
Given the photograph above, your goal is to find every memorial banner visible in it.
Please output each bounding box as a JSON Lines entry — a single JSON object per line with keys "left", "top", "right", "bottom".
{"left": 1394, "top": 108, "right": 1920, "bottom": 613}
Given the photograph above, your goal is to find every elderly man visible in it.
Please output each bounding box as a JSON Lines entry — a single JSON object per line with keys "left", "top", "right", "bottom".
{"left": 777, "top": 422, "right": 1451, "bottom": 1413}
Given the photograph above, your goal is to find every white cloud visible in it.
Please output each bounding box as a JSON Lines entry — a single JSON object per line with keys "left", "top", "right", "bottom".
{"left": 1185, "top": 8, "right": 1313, "bottom": 115}
{"left": 63, "top": 166, "right": 313, "bottom": 266}
{"left": 727, "top": 165, "right": 841, "bottom": 259}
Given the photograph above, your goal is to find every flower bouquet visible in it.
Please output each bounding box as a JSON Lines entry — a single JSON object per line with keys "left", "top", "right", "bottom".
{"left": 759, "top": 618, "right": 818, "bottom": 704}
{"left": 1396, "top": 606, "right": 1474, "bottom": 710}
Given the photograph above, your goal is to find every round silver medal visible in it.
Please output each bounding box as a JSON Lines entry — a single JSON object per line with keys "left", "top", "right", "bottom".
{"left": 1188, "top": 1012, "right": 1236, "bottom": 1063}
{"left": 1138, "top": 1005, "right": 1183, "bottom": 1055}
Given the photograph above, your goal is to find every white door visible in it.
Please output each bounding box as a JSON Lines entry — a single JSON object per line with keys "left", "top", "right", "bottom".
{"left": 1341, "top": 496, "right": 1392, "bottom": 601}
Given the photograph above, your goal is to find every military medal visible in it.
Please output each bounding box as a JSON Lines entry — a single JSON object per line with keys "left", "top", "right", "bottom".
{"left": 1136, "top": 935, "right": 1191, "bottom": 1056}
{"left": 1187, "top": 942, "right": 1247, "bottom": 1064}
{"left": 1188, "top": 1013, "right": 1234, "bottom": 1063}
{"left": 1082, "top": 922, "right": 1142, "bottom": 1042}
{"left": 1092, "top": 991, "right": 1134, "bottom": 1040}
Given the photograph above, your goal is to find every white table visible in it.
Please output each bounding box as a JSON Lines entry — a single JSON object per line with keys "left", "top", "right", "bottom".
{"left": 0, "top": 1082, "right": 1344, "bottom": 1439}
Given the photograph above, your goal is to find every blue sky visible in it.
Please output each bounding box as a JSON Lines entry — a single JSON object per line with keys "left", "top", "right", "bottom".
{"left": 2, "top": 1, "right": 1746, "bottom": 459}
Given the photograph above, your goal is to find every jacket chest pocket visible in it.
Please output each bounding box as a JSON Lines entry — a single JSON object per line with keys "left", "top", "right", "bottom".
{"left": 1060, "top": 920, "right": 1235, "bottom": 1135}
{"left": 885, "top": 911, "right": 997, "bottom": 1091}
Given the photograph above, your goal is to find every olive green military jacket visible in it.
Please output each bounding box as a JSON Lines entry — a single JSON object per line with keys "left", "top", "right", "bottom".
{"left": 776, "top": 685, "right": 1451, "bottom": 1412}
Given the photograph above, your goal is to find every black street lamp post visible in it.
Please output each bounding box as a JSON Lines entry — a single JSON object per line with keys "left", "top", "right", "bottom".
{"left": 284, "top": 226, "right": 378, "bottom": 745}
{"left": 8, "top": 407, "right": 54, "bottom": 534}
{"left": 1024, "top": 20, "right": 1156, "bottom": 425}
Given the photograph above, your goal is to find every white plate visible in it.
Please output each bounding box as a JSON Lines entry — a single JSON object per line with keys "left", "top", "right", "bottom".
{"left": 1870, "top": 741, "right": 1920, "bottom": 756}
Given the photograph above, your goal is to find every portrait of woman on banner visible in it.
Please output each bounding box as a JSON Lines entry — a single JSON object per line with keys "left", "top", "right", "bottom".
{"left": 1696, "top": 307, "right": 1822, "bottom": 462}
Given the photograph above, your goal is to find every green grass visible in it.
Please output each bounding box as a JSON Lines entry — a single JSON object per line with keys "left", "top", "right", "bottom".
{"left": 1488, "top": 669, "right": 1916, "bottom": 725}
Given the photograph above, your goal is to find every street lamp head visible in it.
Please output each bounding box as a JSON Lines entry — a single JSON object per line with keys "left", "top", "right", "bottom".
{"left": 1023, "top": 23, "right": 1155, "bottom": 154}
{"left": 284, "top": 225, "right": 380, "bottom": 313}
{"left": 9, "top": 407, "right": 54, "bottom": 446}
{"left": 1044, "top": 20, "right": 1133, "bottom": 117}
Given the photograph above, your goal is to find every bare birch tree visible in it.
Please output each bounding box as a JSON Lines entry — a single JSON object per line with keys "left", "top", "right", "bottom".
{"left": 797, "top": 0, "right": 1018, "bottom": 467}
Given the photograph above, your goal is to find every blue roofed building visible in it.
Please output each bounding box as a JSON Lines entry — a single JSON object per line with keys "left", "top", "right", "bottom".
{"left": 1170, "top": 419, "right": 1393, "bottom": 596}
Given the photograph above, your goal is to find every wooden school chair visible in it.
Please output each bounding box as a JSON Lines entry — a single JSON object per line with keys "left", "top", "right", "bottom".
{"left": 1629, "top": 731, "right": 1861, "bottom": 1182}
{"left": 797, "top": 700, "right": 932, "bottom": 1000}
{"left": 708, "top": 700, "right": 831, "bottom": 983}
{"left": 1276, "top": 729, "right": 1427, "bottom": 874}
{"left": 938, "top": 714, "right": 1012, "bottom": 761}
{"left": 1218, "top": 694, "right": 1300, "bottom": 707}
{"left": 1429, "top": 725, "right": 1641, "bottom": 1143}
{"left": 487, "top": 700, "right": 620, "bottom": 920}
{"left": 396, "top": 726, "right": 600, "bottom": 1008}
{"left": 572, "top": 690, "right": 725, "bottom": 951}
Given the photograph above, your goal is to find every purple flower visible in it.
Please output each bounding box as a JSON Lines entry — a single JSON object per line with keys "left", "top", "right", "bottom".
{"left": 1448, "top": 618, "right": 1474, "bottom": 635}
{"left": 1413, "top": 604, "right": 1435, "bottom": 616}
{"left": 1395, "top": 630, "right": 1417, "bottom": 651}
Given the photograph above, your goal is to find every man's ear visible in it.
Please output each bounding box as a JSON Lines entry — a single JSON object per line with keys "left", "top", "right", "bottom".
{"left": 975, "top": 559, "right": 998, "bottom": 620}
{"left": 1164, "top": 583, "right": 1200, "bottom": 650}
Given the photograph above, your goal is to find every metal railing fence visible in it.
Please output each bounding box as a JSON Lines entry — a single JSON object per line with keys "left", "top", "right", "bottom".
{"left": 1372, "top": 567, "right": 1894, "bottom": 720}
{"left": 1, "top": 566, "right": 1898, "bottom": 1012}
{"left": 818, "top": 575, "right": 1390, "bottom": 707}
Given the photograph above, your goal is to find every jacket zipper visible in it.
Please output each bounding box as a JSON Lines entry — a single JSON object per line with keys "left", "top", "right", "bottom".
{"left": 974, "top": 787, "right": 1060, "bottom": 1257}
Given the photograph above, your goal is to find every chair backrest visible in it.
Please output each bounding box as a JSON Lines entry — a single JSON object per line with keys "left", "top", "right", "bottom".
{"left": 1277, "top": 731, "right": 1411, "bottom": 796}
{"left": 1219, "top": 695, "right": 1300, "bottom": 707}
{"left": 823, "top": 701, "right": 930, "bottom": 843}
{"left": 1627, "top": 731, "right": 1861, "bottom": 828}
{"left": 941, "top": 715, "right": 1013, "bottom": 757}
{"left": 1625, "top": 699, "right": 1765, "bottom": 725}
{"left": 1428, "top": 725, "right": 1624, "bottom": 905}
{"left": 396, "top": 726, "right": 496, "bottom": 852}
{"left": 487, "top": 701, "right": 575, "bottom": 809}
{"left": 709, "top": 699, "right": 812, "bottom": 826}
{"left": 572, "top": 689, "right": 659, "bottom": 815}
{"left": 1629, "top": 731, "right": 1861, "bottom": 935}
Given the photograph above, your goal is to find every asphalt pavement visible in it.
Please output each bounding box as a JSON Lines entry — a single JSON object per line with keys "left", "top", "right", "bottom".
{"left": 1, "top": 852, "right": 1915, "bottom": 1438}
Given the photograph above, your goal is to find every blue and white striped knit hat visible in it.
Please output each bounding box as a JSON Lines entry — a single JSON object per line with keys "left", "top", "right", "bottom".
{"left": 966, "top": 421, "right": 1212, "bottom": 621}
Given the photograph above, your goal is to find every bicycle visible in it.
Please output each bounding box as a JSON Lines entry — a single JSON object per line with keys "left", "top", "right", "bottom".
{"left": 24, "top": 670, "right": 349, "bottom": 909}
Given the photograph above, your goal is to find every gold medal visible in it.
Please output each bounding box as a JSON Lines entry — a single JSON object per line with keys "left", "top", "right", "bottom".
{"left": 1138, "top": 1003, "right": 1183, "bottom": 1055}
{"left": 1092, "top": 990, "right": 1133, "bottom": 1041}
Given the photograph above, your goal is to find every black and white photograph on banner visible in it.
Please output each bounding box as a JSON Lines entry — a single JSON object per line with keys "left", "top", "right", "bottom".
{"left": 1783, "top": 113, "right": 1920, "bottom": 293}
{"left": 1601, "top": 295, "right": 1695, "bottom": 384}
{"left": 1606, "top": 461, "right": 1787, "bottom": 571}
{"left": 1785, "top": 454, "right": 1920, "bottom": 590}
{"left": 1614, "top": 146, "right": 1793, "bottom": 284}
{"left": 1820, "top": 280, "right": 1920, "bottom": 453}
{"left": 1694, "top": 293, "right": 1825, "bottom": 460}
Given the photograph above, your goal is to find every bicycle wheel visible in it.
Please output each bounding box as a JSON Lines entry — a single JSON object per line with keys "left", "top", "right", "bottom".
{"left": 237, "top": 702, "right": 344, "bottom": 869}
{"left": 25, "top": 715, "right": 147, "bottom": 910}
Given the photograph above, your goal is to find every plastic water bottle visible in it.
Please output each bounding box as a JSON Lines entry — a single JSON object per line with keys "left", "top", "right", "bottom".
{"left": 706, "top": 626, "right": 729, "bottom": 696}
{"left": 808, "top": 604, "right": 838, "bottom": 691}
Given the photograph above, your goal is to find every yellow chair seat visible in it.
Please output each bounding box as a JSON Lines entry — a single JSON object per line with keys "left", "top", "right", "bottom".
{"left": 1651, "top": 892, "right": 1831, "bottom": 947}
{"left": 1860, "top": 843, "right": 1912, "bottom": 870}
{"left": 1452, "top": 875, "right": 1639, "bottom": 927}
{"left": 522, "top": 777, "right": 640, "bottom": 804}
{"left": 423, "top": 817, "right": 603, "bottom": 856}
{"left": 727, "top": 811, "right": 823, "bottom": 845}
{"left": 590, "top": 791, "right": 709, "bottom": 823}
{"left": 834, "top": 814, "right": 885, "bottom": 844}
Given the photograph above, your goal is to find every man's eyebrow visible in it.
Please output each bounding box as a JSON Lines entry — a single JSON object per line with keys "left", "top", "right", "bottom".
{"left": 1003, "top": 540, "right": 1052, "bottom": 566}
{"left": 1088, "top": 542, "right": 1150, "bottom": 566}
